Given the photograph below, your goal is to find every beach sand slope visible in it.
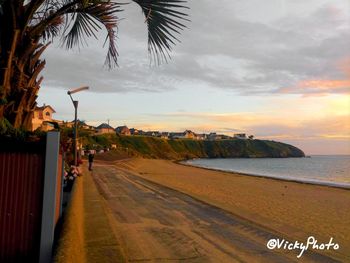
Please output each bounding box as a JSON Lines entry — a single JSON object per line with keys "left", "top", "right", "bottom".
{"left": 112, "top": 158, "right": 350, "bottom": 261}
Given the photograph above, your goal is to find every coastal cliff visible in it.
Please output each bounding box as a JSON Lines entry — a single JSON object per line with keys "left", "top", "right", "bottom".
{"left": 87, "top": 134, "right": 305, "bottom": 160}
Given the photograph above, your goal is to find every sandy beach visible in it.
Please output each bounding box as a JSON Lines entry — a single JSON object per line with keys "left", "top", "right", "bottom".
{"left": 112, "top": 158, "right": 350, "bottom": 260}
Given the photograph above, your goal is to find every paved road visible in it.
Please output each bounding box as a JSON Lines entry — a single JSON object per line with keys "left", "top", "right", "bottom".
{"left": 91, "top": 162, "right": 340, "bottom": 263}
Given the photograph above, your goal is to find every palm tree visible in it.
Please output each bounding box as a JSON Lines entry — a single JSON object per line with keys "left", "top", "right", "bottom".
{"left": 0, "top": 0, "right": 188, "bottom": 129}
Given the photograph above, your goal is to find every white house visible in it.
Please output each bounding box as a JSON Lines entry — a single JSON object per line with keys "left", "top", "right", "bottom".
{"left": 234, "top": 133, "right": 247, "bottom": 139}
{"left": 31, "top": 104, "right": 56, "bottom": 131}
{"left": 170, "top": 130, "right": 196, "bottom": 139}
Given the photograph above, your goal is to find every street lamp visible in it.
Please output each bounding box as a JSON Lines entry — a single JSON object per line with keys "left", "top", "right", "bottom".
{"left": 67, "top": 86, "right": 89, "bottom": 166}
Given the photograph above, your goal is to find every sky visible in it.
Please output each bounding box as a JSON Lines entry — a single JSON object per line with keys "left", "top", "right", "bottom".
{"left": 38, "top": 0, "right": 350, "bottom": 155}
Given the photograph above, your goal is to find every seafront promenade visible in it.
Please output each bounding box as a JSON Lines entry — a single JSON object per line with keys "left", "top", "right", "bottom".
{"left": 54, "top": 160, "right": 349, "bottom": 262}
{"left": 54, "top": 164, "right": 125, "bottom": 263}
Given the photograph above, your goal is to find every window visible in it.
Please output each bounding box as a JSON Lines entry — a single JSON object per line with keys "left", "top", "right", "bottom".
{"left": 45, "top": 112, "right": 50, "bottom": 117}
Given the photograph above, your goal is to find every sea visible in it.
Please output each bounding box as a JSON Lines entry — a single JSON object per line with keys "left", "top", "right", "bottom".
{"left": 185, "top": 156, "right": 350, "bottom": 189}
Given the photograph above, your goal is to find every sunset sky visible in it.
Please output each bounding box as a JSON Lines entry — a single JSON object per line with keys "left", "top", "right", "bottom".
{"left": 38, "top": 0, "right": 350, "bottom": 155}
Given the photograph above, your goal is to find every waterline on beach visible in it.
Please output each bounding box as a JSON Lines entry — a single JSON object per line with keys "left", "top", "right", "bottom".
{"left": 184, "top": 156, "right": 350, "bottom": 189}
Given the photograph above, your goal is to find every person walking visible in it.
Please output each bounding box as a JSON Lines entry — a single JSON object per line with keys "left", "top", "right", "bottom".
{"left": 88, "top": 151, "right": 94, "bottom": 171}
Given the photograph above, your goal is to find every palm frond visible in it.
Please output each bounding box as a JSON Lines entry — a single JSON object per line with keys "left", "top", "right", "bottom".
{"left": 41, "top": 15, "right": 63, "bottom": 41}
{"left": 28, "top": 0, "right": 188, "bottom": 67}
{"left": 62, "top": 1, "right": 121, "bottom": 67}
{"left": 133, "top": 0, "right": 189, "bottom": 64}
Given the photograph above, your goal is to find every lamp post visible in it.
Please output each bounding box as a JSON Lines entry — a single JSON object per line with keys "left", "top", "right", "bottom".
{"left": 67, "top": 86, "right": 89, "bottom": 166}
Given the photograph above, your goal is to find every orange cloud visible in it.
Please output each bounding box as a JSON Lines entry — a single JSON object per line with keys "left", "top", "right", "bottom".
{"left": 299, "top": 79, "right": 350, "bottom": 89}
{"left": 280, "top": 57, "right": 350, "bottom": 95}
{"left": 280, "top": 79, "right": 350, "bottom": 95}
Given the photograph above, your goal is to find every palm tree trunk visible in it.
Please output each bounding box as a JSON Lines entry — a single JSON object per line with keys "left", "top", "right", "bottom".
{"left": 1, "top": 28, "right": 46, "bottom": 129}
{"left": 0, "top": 1, "right": 45, "bottom": 130}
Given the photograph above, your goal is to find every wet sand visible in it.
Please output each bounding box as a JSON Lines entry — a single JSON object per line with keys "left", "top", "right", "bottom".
{"left": 113, "top": 158, "right": 350, "bottom": 261}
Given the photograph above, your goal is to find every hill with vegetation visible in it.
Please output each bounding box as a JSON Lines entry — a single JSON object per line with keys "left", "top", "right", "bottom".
{"left": 83, "top": 134, "right": 305, "bottom": 160}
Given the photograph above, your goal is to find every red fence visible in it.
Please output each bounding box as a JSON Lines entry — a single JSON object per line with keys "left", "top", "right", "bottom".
{"left": 0, "top": 132, "right": 64, "bottom": 263}
{"left": 0, "top": 152, "right": 45, "bottom": 262}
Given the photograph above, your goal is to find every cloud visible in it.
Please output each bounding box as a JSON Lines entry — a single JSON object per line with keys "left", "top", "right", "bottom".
{"left": 337, "top": 57, "right": 350, "bottom": 78}
{"left": 160, "top": 1, "right": 350, "bottom": 95}
{"left": 40, "top": 0, "right": 350, "bottom": 96}
{"left": 279, "top": 79, "right": 350, "bottom": 96}
{"left": 37, "top": 0, "right": 350, "bottom": 155}
{"left": 146, "top": 102, "right": 350, "bottom": 140}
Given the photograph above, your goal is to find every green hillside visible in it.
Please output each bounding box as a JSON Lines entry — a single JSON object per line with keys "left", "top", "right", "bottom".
{"left": 83, "top": 134, "right": 305, "bottom": 160}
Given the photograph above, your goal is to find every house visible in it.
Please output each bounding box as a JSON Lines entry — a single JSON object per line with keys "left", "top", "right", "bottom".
{"left": 170, "top": 130, "right": 197, "bottom": 139}
{"left": 234, "top": 133, "right": 247, "bottom": 139}
{"left": 64, "top": 119, "right": 92, "bottom": 130}
{"left": 184, "top": 130, "right": 196, "bottom": 139}
{"left": 208, "top": 133, "right": 229, "bottom": 140}
{"left": 129, "top": 128, "right": 139, "bottom": 135}
{"left": 78, "top": 120, "right": 94, "bottom": 130}
{"left": 169, "top": 132, "right": 184, "bottom": 139}
{"left": 160, "top": 132, "right": 169, "bottom": 139}
{"left": 137, "top": 130, "right": 145, "bottom": 136}
{"left": 208, "top": 133, "right": 217, "bottom": 141}
{"left": 31, "top": 104, "right": 56, "bottom": 131}
{"left": 195, "top": 134, "right": 207, "bottom": 140}
{"left": 115, "top": 126, "right": 131, "bottom": 135}
{"left": 96, "top": 123, "right": 115, "bottom": 134}
{"left": 144, "top": 131, "right": 161, "bottom": 137}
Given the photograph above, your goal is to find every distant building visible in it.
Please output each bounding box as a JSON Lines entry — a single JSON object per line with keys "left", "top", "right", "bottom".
{"left": 144, "top": 131, "right": 160, "bottom": 137}
{"left": 184, "top": 130, "right": 196, "bottom": 139}
{"left": 31, "top": 104, "right": 56, "bottom": 131}
{"left": 195, "top": 134, "right": 207, "bottom": 140}
{"left": 65, "top": 119, "right": 92, "bottom": 130}
{"left": 96, "top": 123, "right": 115, "bottom": 134}
{"left": 208, "top": 133, "right": 220, "bottom": 140}
{"left": 170, "top": 130, "right": 196, "bottom": 139}
{"left": 137, "top": 130, "right": 145, "bottom": 136}
{"left": 160, "top": 132, "right": 169, "bottom": 139}
{"left": 234, "top": 133, "right": 247, "bottom": 139}
{"left": 115, "top": 125, "right": 131, "bottom": 135}
{"left": 79, "top": 120, "right": 94, "bottom": 130}
{"left": 208, "top": 133, "right": 231, "bottom": 140}
{"left": 169, "top": 132, "right": 183, "bottom": 139}
{"left": 208, "top": 133, "right": 218, "bottom": 141}
{"left": 129, "top": 128, "right": 139, "bottom": 135}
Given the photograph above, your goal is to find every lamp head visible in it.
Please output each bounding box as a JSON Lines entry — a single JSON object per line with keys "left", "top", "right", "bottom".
{"left": 67, "top": 86, "right": 89, "bottom": 95}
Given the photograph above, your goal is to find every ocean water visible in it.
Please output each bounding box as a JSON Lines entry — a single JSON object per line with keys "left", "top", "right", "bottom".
{"left": 185, "top": 156, "right": 350, "bottom": 188}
